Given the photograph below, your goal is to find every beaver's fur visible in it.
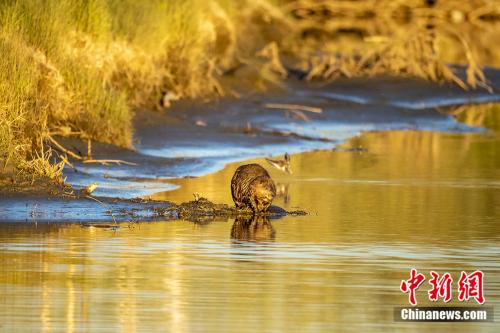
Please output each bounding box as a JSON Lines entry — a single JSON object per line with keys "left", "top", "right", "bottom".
{"left": 231, "top": 164, "right": 276, "bottom": 213}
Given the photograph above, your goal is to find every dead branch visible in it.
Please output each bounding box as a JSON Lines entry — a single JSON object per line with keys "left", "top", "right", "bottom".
{"left": 47, "top": 135, "right": 138, "bottom": 166}
{"left": 47, "top": 135, "right": 82, "bottom": 160}
{"left": 83, "top": 159, "right": 138, "bottom": 166}
{"left": 58, "top": 154, "right": 76, "bottom": 171}
{"left": 264, "top": 103, "right": 322, "bottom": 114}
{"left": 87, "top": 139, "right": 92, "bottom": 159}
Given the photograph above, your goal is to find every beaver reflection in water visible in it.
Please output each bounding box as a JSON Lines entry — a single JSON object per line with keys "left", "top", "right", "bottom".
{"left": 231, "top": 164, "right": 276, "bottom": 214}
{"left": 231, "top": 215, "right": 275, "bottom": 241}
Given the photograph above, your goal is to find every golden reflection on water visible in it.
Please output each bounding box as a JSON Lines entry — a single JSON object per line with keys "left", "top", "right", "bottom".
{"left": 1, "top": 106, "right": 499, "bottom": 332}
{"left": 231, "top": 216, "right": 276, "bottom": 242}
{"left": 41, "top": 261, "right": 51, "bottom": 333}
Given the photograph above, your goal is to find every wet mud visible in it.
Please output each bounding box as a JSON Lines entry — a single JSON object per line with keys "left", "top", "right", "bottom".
{"left": 0, "top": 192, "right": 305, "bottom": 224}
{"left": 1, "top": 70, "right": 500, "bottom": 222}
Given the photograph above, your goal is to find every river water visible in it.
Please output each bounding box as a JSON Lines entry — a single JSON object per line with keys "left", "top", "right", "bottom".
{"left": 1, "top": 102, "right": 499, "bottom": 332}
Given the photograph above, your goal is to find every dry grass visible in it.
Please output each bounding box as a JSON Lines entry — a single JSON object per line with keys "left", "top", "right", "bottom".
{"left": 303, "top": 30, "right": 490, "bottom": 91}
{"left": 283, "top": 0, "right": 500, "bottom": 88}
{"left": 1, "top": 0, "right": 499, "bottom": 182}
{"left": 0, "top": 0, "right": 293, "bottom": 181}
{"left": 16, "top": 143, "right": 66, "bottom": 182}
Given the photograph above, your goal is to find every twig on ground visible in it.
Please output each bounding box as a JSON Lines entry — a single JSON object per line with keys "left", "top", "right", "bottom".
{"left": 264, "top": 103, "right": 323, "bottom": 114}
{"left": 83, "top": 159, "right": 138, "bottom": 166}
{"left": 48, "top": 135, "right": 137, "bottom": 166}
{"left": 47, "top": 135, "right": 82, "bottom": 160}
{"left": 58, "top": 154, "right": 76, "bottom": 171}
{"left": 87, "top": 139, "right": 92, "bottom": 159}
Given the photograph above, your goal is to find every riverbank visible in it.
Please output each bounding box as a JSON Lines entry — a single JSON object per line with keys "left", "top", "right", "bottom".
{"left": 1, "top": 73, "right": 499, "bottom": 222}
{"left": 2, "top": 0, "right": 499, "bottom": 181}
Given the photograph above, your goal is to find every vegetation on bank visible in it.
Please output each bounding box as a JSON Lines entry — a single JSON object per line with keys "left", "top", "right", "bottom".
{"left": 0, "top": 0, "right": 499, "bottom": 181}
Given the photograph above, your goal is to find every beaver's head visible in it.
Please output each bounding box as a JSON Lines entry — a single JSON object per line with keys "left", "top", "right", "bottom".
{"left": 249, "top": 176, "right": 276, "bottom": 213}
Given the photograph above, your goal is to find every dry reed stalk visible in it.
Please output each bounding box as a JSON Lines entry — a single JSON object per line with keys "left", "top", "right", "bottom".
{"left": 283, "top": 0, "right": 499, "bottom": 89}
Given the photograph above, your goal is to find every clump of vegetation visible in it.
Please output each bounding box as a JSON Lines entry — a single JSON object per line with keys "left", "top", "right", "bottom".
{"left": 1, "top": 0, "right": 499, "bottom": 182}
{"left": 303, "top": 29, "right": 491, "bottom": 92}
{"left": 0, "top": 0, "right": 132, "bottom": 177}
{"left": 286, "top": 0, "right": 498, "bottom": 89}
{"left": 0, "top": 0, "right": 293, "bottom": 181}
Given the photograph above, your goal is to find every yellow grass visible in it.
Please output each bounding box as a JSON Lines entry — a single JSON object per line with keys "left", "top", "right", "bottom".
{"left": 285, "top": 0, "right": 499, "bottom": 88}
{"left": 1, "top": 0, "right": 499, "bottom": 181}
{"left": 0, "top": 0, "right": 258, "bottom": 179}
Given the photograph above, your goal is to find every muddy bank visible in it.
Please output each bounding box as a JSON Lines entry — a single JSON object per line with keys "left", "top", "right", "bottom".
{"left": 0, "top": 191, "right": 305, "bottom": 223}
{"left": 61, "top": 70, "right": 500, "bottom": 198}
{"left": 1, "top": 70, "right": 500, "bottom": 222}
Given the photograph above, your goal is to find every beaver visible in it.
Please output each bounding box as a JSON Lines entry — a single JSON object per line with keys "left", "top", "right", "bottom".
{"left": 231, "top": 164, "right": 276, "bottom": 213}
